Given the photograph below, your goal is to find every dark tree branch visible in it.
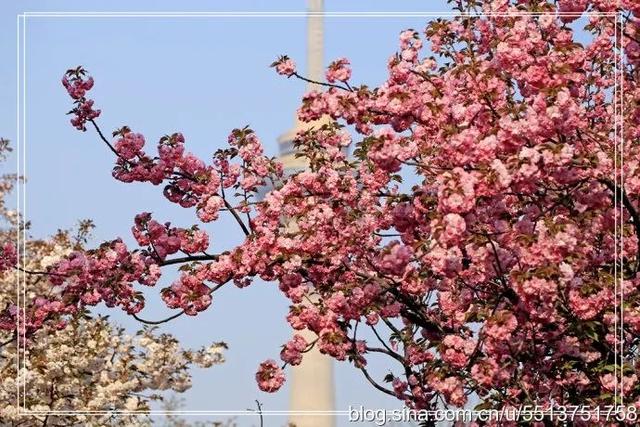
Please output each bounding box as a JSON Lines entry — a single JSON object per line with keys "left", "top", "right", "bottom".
{"left": 254, "top": 400, "right": 264, "bottom": 427}
{"left": 365, "top": 345, "right": 405, "bottom": 365}
{"left": 599, "top": 178, "right": 640, "bottom": 276}
{"left": 480, "top": 232, "right": 519, "bottom": 305}
{"left": 17, "top": 266, "right": 65, "bottom": 277}
{"left": 159, "top": 254, "right": 219, "bottom": 267}
{"left": 292, "top": 72, "right": 352, "bottom": 92}
{"left": 223, "top": 198, "right": 251, "bottom": 237}
{"left": 370, "top": 325, "right": 402, "bottom": 361}
{"left": 219, "top": 174, "right": 251, "bottom": 237}
{"left": 89, "top": 119, "right": 122, "bottom": 160}
{"left": 130, "top": 282, "right": 226, "bottom": 325}
{"left": 0, "top": 333, "right": 15, "bottom": 348}
{"left": 359, "top": 366, "right": 396, "bottom": 398}
{"left": 359, "top": 259, "right": 445, "bottom": 335}
{"left": 131, "top": 311, "right": 185, "bottom": 325}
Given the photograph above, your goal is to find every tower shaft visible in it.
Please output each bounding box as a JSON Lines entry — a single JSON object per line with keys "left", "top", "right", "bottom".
{"left": 285, "top": 2, "right": 335, "bottom": 427}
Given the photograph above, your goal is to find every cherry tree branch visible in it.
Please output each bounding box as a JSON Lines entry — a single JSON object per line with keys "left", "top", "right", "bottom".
{"left": 361, "top": 261, "right": 447, "bottom": 335}
{"left": 223, "top": 198, "right": 251, "bottom": 237}
{"left": 481, "top": 233, "right": 519, "bottom": 306}
{"left": 89, "top": 119, "right": 123, "bottom": 160}
{"left": 254, "top": 400, "right": 264, "bottom": 427}
{"left": 159, "top": 254, "right": 220, "bottom": 266}
{"left": 0, "top": 333, "right": 15, "bottom": 348}
{"left": 219, "top": 172, "right": 251, "bottom": 237}
{"left": 16, "top": 266, "right": 65, "bottom": 277}
{"left": 291, "top": 72, "right": 352, "bottom": 92}
{"left": 130, "top": 282, "right": 227, "bottom": 325}
{"left": 358, "top": 366, "right": 396, "bottom": 398}
{"left": 599, "top": 178, "right": 640, "bottom": 276}
{"left": 90, "top": 118, "right": 252, "bottom": 239}
{"left": 18, "top": 253, "right": 221, "bottom": 277}
{"left": 365, "top": 345, "right": 405, "bottom": 365}
{"left": 370, "top": 325, "right": 402, "bottom": 359}
{"left": 131, "top": 310, "right": 185, "bottom": 326}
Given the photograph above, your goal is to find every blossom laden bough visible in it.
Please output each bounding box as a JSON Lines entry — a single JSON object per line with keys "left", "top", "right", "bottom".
{"left": 32, "top": 0, "right": 640, "bottom": 416}
{"left": 62, "top": 66, "right": 101, "bottom": 131}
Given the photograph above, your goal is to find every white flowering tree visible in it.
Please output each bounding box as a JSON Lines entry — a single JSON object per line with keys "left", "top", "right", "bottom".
{"left": 0, "top": 140, "right": 227, "bottom": 426}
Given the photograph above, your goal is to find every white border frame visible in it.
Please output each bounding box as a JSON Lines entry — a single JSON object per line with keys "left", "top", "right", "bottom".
{"left": 15, "top": 9, "right": 625, "bottom": 420}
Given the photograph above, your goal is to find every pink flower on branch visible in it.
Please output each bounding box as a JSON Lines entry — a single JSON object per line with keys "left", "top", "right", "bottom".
{"left": 280, "top": 334, "right": 308, "bottom": 366}
{"left": 0, "top": 243, "right": 17, "bottom": 273}
{"left": 271, "top": 55, "right": 296, "bottom": 77}
{"left": 62, "top": 66, "right": 101, "bottom": 131}
{"left": 256, "top": 359, "right": 286, "bottom": 392}
{"left": 326, "top": 57, "right": 352, "bottom": 83}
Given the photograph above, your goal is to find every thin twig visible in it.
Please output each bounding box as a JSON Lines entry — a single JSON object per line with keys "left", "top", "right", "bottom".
{"left": 89, "top": 119, "right": 122, "bottom": 160}
{"left": 223, "top": 199, "right": 251, "bottom": 237}
{"left": 130, "top": 282, "right": 227, "bottom": 325}
{"left": 159, "top": 254, "right": 219, "bottom": 266}
{"left": 0, "top": 333, "right": 15, "bottom": 348}
{"left": 359, "top": 367, "right": 396, "bottom": 397}
{"left": 292, "top": 72, "right": 352, "bottom": 92}
{"left": 220, "top": 173, "right": 251, "bottom": 237}
{"left": 17, "top": 266, "right": 65, "bottom": 277}
{"left": 255, "top": 400, "right": 264, "bottom": 427}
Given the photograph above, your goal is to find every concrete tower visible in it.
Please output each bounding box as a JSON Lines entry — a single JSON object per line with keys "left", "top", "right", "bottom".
{"left": 277, "top": 0, "right": 330, "bottom": 171}
{"left": 278, "top": 1, "right": 335, "bottom": 427}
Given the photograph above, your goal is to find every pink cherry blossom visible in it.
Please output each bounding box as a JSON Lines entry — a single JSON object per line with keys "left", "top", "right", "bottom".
{"left": 62, "top": 67, "right": 101, "bottom": 131}
{"left": 280, "top": 334, "right": 307, "bottom": 366}
{"left": 326, "top": 57, "right": 352, "bottom": 82}
{"left": 256, "top": 359, "right": 286, "bottom": 392}
{"left": 0, "top": 243, "right": 16, "bottom": 273}
{"left": 272, "top": 56, "right": 296, "bottom": 77}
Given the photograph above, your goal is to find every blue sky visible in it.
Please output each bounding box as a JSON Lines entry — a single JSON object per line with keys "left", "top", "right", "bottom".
{"left": 2, "top": 1, "right": 458, "bottom": 425}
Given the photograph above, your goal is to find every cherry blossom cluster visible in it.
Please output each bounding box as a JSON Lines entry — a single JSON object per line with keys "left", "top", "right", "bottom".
{"left": 279, "top": 334, "right": 308, "bottom": 366}
{"left": 325, "top": 57, "right": 352, "bottom": 83}
{"left": 48, "top": 239, "right": 150, "bottom": 313}
{"left": 253, "top": 0, "right": 637, "bottom": 410}
{"left": 161, "top": 273, "right": 213, "bottom": 316}
{"left": 255, "top": 359, "right": 286, "bottom": 392}
{"left": 0, "top": 242, "right": 16, "bottom": 273}
{"left": 87, "top": 118, "right": 282, "bottom": 225}
{"left": 228, "top": 127, "right": 283, "bottom": 192}
{"left": 271, "top": 55, "right": 296, "bottom": 77}
{"left": 132, "top": 212, "right": 209, "bottom": 259}
{"left": 62, "top": 67, "right": 101, "bottom": 131}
